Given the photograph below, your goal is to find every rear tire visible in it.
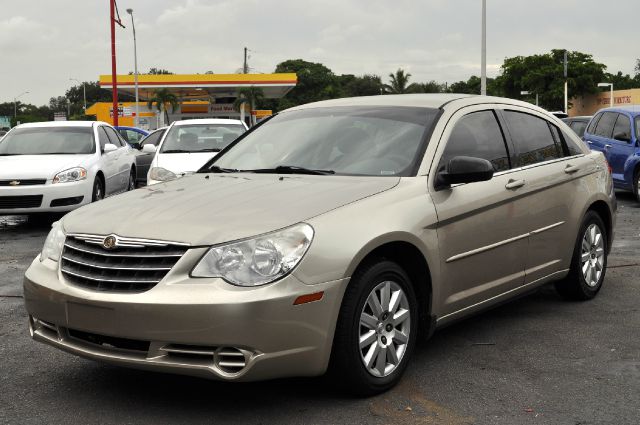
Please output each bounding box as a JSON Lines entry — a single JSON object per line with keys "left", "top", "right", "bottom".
{"left": 329, "top": 260, "right": 418, "bottom": 396}
{"left": 92, "top": 177, "right": 105, "bottom": 202}
{"left": 555, "top": 211, "right": 607, "bottom": 300}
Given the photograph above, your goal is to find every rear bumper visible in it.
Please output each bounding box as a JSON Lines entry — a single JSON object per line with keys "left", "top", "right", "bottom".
{"left": 0, "top": 180, "right": 92, "bottom": 214}
{"left": 23, "top": 256, "right": 348, "bottom": 381}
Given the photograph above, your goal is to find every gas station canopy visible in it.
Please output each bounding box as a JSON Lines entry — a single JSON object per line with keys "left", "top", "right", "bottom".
{"left": 99, "top": 73, "right": 298, "bottom": 101}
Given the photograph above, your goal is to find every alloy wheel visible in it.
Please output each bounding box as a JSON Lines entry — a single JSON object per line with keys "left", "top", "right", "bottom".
{"left": 129, "top": 171, "right": 135, "bottom": 191}
{"left": 358, "top": 280, "right": 411, "bottom": 377}
{"left": 581, "top": 223, "right": 605, "bottom": 287}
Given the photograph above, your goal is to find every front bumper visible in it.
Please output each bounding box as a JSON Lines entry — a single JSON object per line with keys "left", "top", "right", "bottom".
{"left": 0, "top": 180, "right": 92, "bottom": 214}
{"left": 24, "top": 256, "right": 347, "bottom": 381}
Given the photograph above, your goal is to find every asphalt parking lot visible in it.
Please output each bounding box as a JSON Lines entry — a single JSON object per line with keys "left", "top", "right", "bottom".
{"left": 1, "top": 193, "right": 639, "bottom": 425}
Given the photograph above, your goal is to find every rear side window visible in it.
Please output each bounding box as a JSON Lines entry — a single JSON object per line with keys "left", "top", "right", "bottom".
{"left": 439, "top": 110, "right": 510, "bottom": 172}
{"left": 636, "top": 117, "right": 640, "bottom": 141}
{"left": 612, "top": 114, "right": 632, "bottom": 142}
{"left": 586, "top": 114, "right": 600, "bottom": 135}
{"left": 594, "top": 112, "right": 617, "bottom": 138}
{"left": 503, "top": 111, "right": 562, "bottom": 167}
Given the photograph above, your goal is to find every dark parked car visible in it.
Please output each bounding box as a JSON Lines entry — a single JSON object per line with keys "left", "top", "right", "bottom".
{"left": 115, "top": 126, "right": 149, "bottom": 148}
{"left": 134, "top": 127, "right": 167, "bottom": 186}
{"left": 562, "top": 116, "right": 591, "bottom": 138}
{"left": 583, "top": 106, "right": 640, "bottom": 201}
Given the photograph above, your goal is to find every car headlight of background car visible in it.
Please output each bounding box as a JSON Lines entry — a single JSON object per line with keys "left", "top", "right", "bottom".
{"left": 192, "top": 223, "right": 314, "bottom": 286}
{"left": 149, "top": 167, "right": 177, "bottom": 182}
{"left": 40, "top": 221, "right": 66, "bottom": 263}
{"left": 52, "top": 167, "right": 87, "bottom": 184}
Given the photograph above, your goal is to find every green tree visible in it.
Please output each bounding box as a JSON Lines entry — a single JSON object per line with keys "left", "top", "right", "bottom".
{"left": 411, "top": 80, "right": 446, "bottom": 93}
{"left": 274, "top": 59, "right": 340, "bottom": 109}
{"left": 383, "top": 69, "right": 420, "bottom": 94}
{"left": 492, "top": 49, "right": 606, "bottom": 110}
{"left": 448, "top": 75, "right": 499, "bottom": 95}
{"left": 338, "top": 74, "right": 383, "bottom": 97}
{"left": 147, "top": 88, "right": 179, "bottom": 125}
{"left": 233, "top": 87, "right": 265, "bottom": 126}
{"left": 603, "top": 71, "right": 639, "bottom": 90}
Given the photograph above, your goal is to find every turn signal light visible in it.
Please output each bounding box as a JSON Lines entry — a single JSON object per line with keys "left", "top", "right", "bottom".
{"left": 293, "top": 292, "right": 324, "bottom": 305}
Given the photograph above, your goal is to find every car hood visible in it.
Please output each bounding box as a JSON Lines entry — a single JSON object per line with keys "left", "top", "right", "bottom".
{"left": 0, "top": 155, "right": 94, "bottom": 180}
{"left": 62, "top": 173, "right": 400, "bottom": 245}
{"left": 155, "top": 152, "right": 217, "bottom": 174}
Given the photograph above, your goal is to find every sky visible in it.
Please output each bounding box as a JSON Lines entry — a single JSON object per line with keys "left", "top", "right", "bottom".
{"left": 1, "top": 0, "right": 637, "bottom": 106}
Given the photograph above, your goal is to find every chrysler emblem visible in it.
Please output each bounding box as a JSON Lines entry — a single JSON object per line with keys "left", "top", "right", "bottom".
{"left": 9, "top": 180, "right": 20, "bottom": 186}
{"left": 103, "top": 235, "right": 117, "bottom": 250}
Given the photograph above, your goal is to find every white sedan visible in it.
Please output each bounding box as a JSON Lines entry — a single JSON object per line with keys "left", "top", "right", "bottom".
{"left": 0, "top": 121, "right": 137, "bottom": 215}
{"left": 145, "top": 118, "right": 248, "bottom": 185}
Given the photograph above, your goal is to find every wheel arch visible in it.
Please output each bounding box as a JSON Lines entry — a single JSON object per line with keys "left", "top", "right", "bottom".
{"left": 346, "top": 237, "right": 435, "bottom": 340}
{"left": 586, "top": 200, "right": 613, "bottom": 253}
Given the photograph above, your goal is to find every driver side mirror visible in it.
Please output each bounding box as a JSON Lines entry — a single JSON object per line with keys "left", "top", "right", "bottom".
{"left": 142, "top": 144, "right": 157, "bottom": 154}
{"left": 103, "top": 143, "right": 118, "bottom": 154}
{"left": 435, "top": 156, "right": 494, "bottom": 190}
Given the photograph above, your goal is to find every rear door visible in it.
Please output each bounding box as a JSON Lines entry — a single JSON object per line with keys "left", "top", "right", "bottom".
{"left": 500, "top": 108, "right": 595, "bottom": 283}
{"left": 430, "top": 106, "right": 527, "bottom": 316}
{"left": 607, "top": 113, "right": 635, "bottom": 186}
{"left": 586, "top": 112, "right": 616, "bottom": 154}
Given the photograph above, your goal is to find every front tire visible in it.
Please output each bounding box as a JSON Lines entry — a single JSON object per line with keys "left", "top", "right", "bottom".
{"left": 555, "top": 211, "right": 607, "bottom": 300}
{"left": 330, "top": 260, "right": 418, "bottom": 396}
{"left": 128, "top": 168, "right": 136, "bottom": 191}
{"left": 633, "top": 168, "right": 640, "bottom": 203}
{"left": 91, "top": 177, "right": 104, "bottom": 202}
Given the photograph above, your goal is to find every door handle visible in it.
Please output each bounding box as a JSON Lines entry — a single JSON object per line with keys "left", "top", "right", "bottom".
{"left": 605, "top": 144, "right": 612, "bottom": 149}
{"left": 564, "top": 164, "right": 580, "bottom": 174}
{"left": 586, "top": 141, "right": 593, "bottom": 144}
{"left": 505, "top": 179, "right": 525, "bottom": 190}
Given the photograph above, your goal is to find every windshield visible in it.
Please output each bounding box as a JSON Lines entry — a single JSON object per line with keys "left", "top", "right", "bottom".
{"left": 160, "top": 124, "right": 246, "bottom": 153}
{"left": 0, "top": 127, "right": 95, "bottom": 155}
{"left": 210, "top": 106, "right": 438, "bottom": 176}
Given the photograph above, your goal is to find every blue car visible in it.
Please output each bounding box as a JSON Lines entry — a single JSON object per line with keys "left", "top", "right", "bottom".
{"left": 115, "top": 126, "right": 149, "bottom": 148}
{"left": 583, "top": 106, "right": 640, "bottom": 201}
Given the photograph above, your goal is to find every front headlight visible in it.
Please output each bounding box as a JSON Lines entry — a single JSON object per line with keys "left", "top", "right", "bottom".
{"left": 40, "top": 221, "right": 66, "bottom": 262}
{"left": 192, "top": 223, "right": 314, "bottom": 286}
{"left": 53, "top": 167, "right": 87, "bottom": 183}
{"left": 149, "top": 167, "right": 177, "bottom": 182}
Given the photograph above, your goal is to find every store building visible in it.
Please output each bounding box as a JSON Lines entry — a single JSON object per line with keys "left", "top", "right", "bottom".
{"left": 87, "top": 73, "right": 297, "bottom": 129}
{"left": 569, "top": 88, "right": 640, "bottom": 117}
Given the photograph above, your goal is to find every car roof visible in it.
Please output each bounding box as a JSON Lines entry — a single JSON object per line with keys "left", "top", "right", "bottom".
{"left": 596, "top": 105, "right": 640, "bottom": 115}
{"left": 115, "top": 126, "right": 148, "bottom": 132}
{"left": 284, "top": 94, "right": 551, "bottom": 113}
{"left": 16, "top": 121, "right": 99, "bottom": 128}
{"left": 172, "top": 119, "right": 244, "bottom": 126}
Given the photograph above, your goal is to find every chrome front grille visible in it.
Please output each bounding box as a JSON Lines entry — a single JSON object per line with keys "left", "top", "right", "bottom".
{"left": 60, "top": 234, "right": 188, "bottom": 293}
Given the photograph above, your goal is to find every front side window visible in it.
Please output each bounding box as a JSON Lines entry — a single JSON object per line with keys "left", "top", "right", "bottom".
{"left": 594, "top": 112, "right": 617, "bottom": 138}
{"left": 104, "top": 127, "right": 123, "bottom": 147}
{"left": 211, "top": 106, "right": 439, "bottom": 176}
{"left": 124, "top": 129, "right": 144, "bottom": 143}
{"left": 570, "top": 121, "right": 587, "bottom": 138}
{"left": 0, "top": 127, "right": 95, "bottom": 155}
{"left": 612, "top": 114, "right": 632, "bottom": 142}
{"left": 503, "top": 111, "right": 562, "bottom": 167}
{"left": 636, "top": 116, "right": 640, "bottom": 143}
{"left": 438, "top": 110, "right": 510, "bottom": 172}
{"left": 97, "top": 127, "right": 109, "bottom": 151}
{"left": 141, "top": 129, "right": 165, "bottom": 147}
{"left": 161, "top": 124, "right": 246, "bottom": 153}
{"left": 586, "top": 114, "right": 600, "bottom": 135}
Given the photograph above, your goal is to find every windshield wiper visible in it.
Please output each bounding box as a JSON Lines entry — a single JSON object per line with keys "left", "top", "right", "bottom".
{"left": 203, "top": 165, "right": 240, "bottom": 173}
{"left": 194, "top": 148, "right": 220, "bottom": 153}
{"left": 245, "top": 165, "right": 335, "bottom": 175}
{"left": 0, "top": 153, "right": 19, "bottom": 156}
{"left": 161, "top": 149, "right": 191, "bottom": 154}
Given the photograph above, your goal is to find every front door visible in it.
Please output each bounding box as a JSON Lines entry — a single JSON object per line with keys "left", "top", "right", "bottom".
{"left": 430, "top": 107, "right": 527, "bottom": 316}
{"left": 607, "top": 113, "right": 635, "bottom": 187}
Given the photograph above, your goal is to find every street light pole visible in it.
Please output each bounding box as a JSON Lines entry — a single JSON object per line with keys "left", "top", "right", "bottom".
{"left": 70, "top": 78, "right": 87, "bottom": 112}
{"left": 126, "top": 8, "right": 139, "bottom": 127}
{"left": 13, "top": 91, "right": 29, "bottom": 119}
{"left": 480, "top": 0, "right": 487, "bottom": 95}
{"left": 598, "top": 83, "right": 614, "bottom": 107}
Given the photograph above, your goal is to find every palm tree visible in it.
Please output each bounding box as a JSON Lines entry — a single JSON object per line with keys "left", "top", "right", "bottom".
{"left": 233, "top": 87, "right": 265, "bottom": 126}
{"left": 147, "top": 88, "right": 179, "bottom": 126}
{"left": 383, "top": 69, "right": 422, "bottom": 94}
